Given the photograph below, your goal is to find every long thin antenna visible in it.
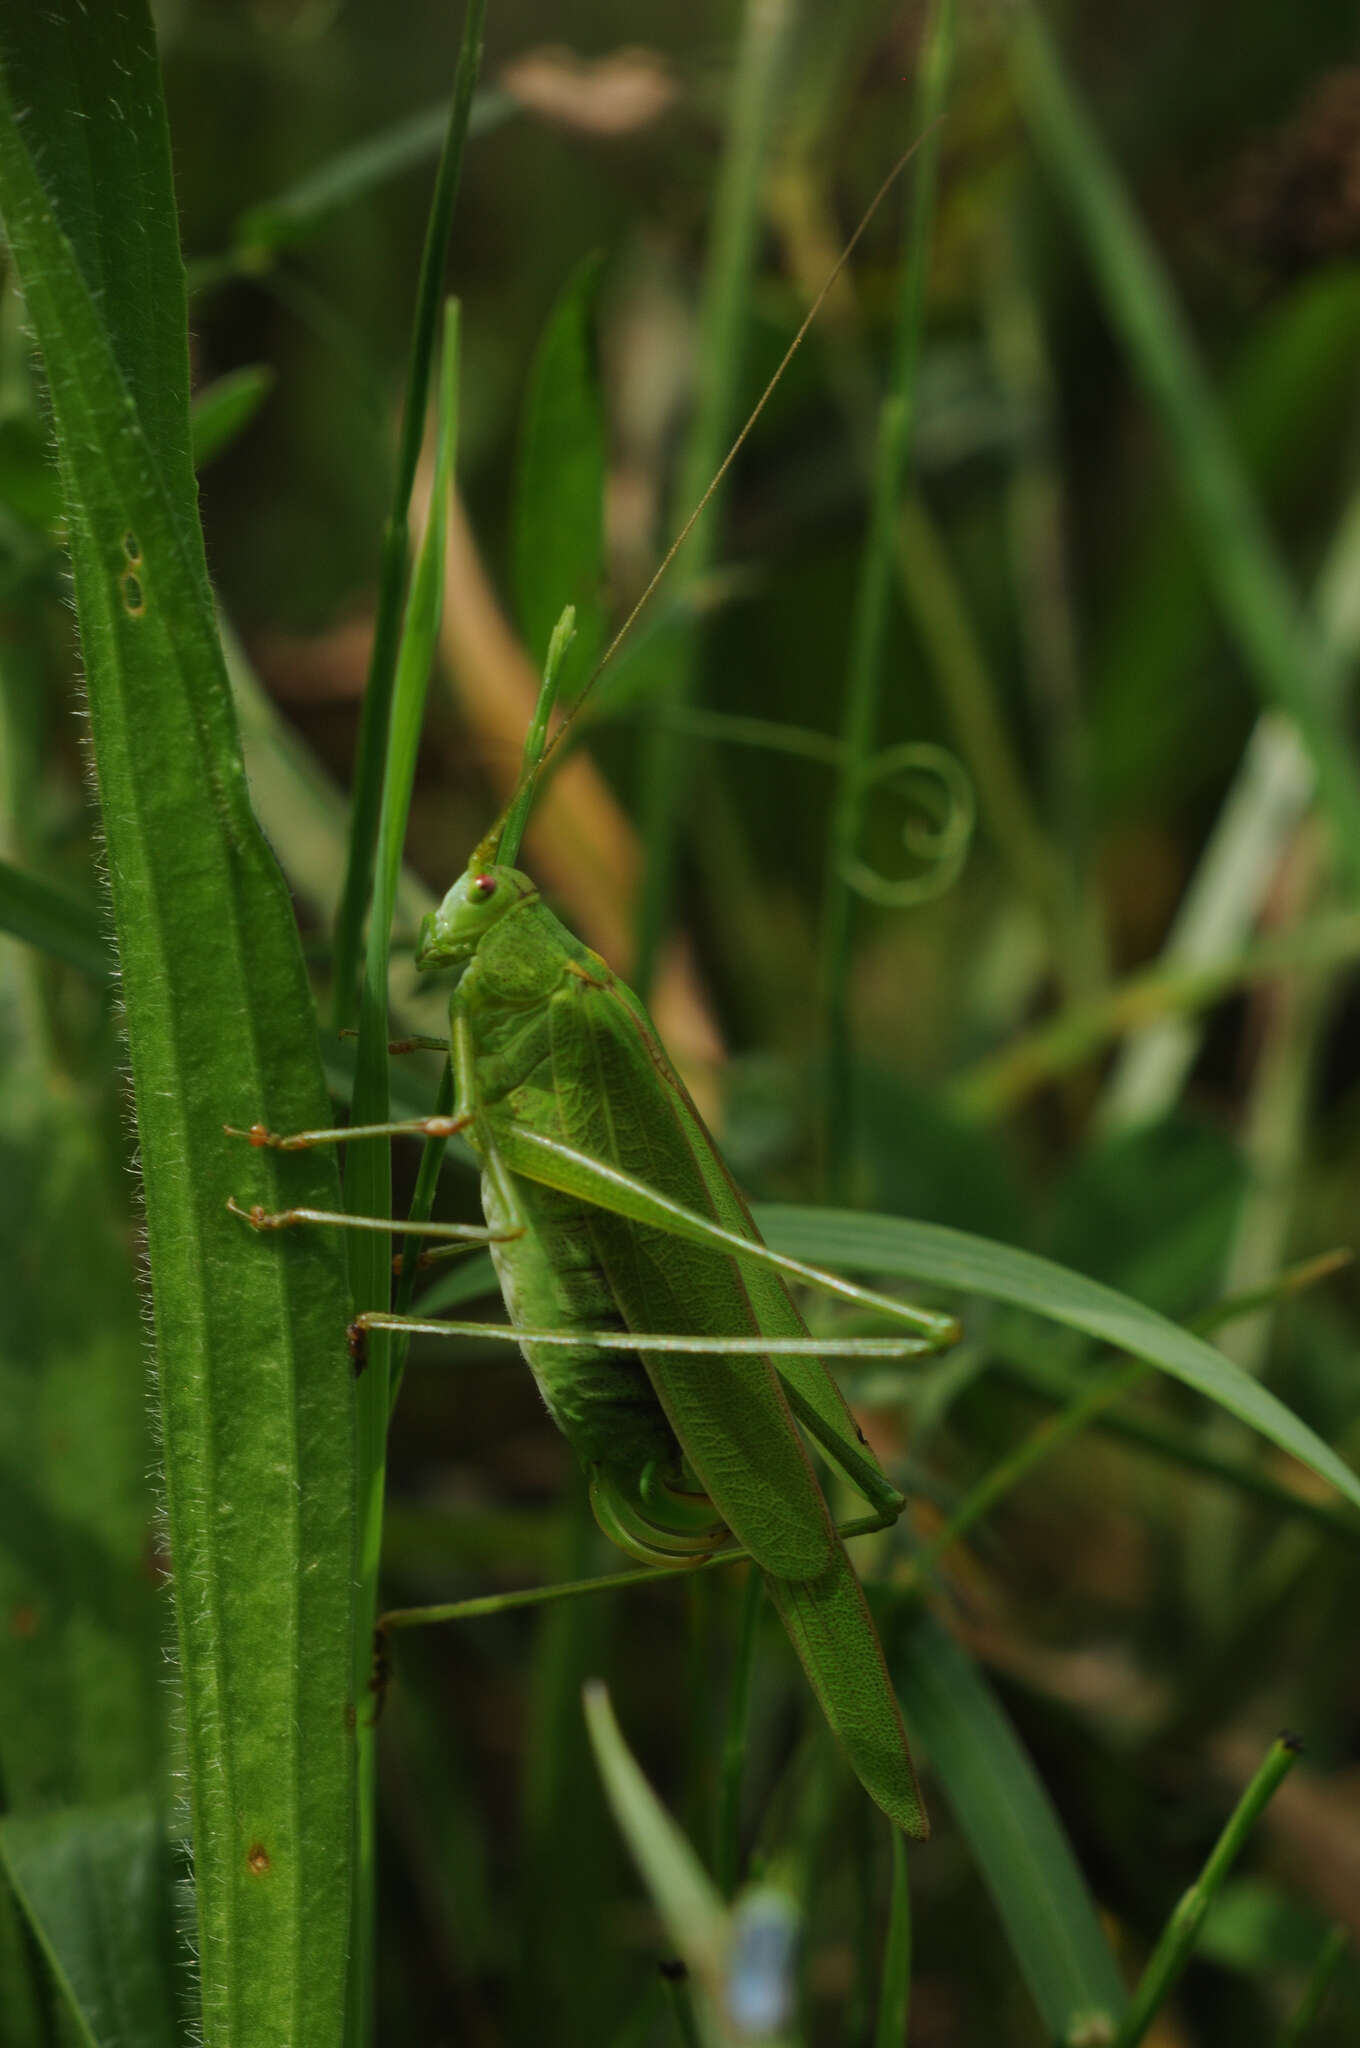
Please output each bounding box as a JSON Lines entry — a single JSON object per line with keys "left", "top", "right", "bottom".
{"left": 481, "top": 124, "right": 941, "bottom": 864}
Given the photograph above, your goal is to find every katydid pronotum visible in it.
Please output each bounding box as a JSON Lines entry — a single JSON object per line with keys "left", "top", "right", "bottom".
{"left": 228, "top": 144, "right": 961, "bottom": 1838}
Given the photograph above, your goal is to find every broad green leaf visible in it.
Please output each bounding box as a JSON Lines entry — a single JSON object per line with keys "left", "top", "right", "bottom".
{"left": 512, "top": 253, "right": 607, "bottom": 701}
{"left": 0, "top": 1798, "right": 182, "bottom": 2048}
{"left": 759, "top": 1207, "right": 1360, "bottom": 1518}
{"left": 0, "top": 10, "right": 356, "bottom": 2046}
{"left": 890, "top": 1609, "right": 1126, "bottom": 2045}
{"left": 0, "top": 857, "right": 109, "bottom": 979}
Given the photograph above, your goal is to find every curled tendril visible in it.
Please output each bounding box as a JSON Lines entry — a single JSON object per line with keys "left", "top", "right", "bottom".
{"left": 838, "top": 742, "right": 976, "bottom": 909}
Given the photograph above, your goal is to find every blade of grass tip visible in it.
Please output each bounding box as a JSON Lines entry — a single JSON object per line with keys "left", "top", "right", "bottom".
{"left": 874, "top": 1831, "right": 911, "bottom": 2048}
{"left": 348, "top": 301, "right": 460, "bottom": 2046}
{"left": 1277, "top": 1926, "right": 1350, "bottom": 2048}
{"left": 189, "top": 364, "right": 275, "bottom": 472}
{"left": 631, "top": 0, "right": 795, "bottom": 1004}
{"left": 582, "top": 1681, "right": 732, "bottom": 2048}
{"left": 332, "top": 0, "right": 485, "bottom": 1032}
{"left": 821, "top": 0, "right": 955, "bottom": 1203}
{"left": 1113, "top": 1736, "right": 1302, "bottom": 2048}
{"left": 497, "top": 605, "right": 578, "bottom": 868}
{"left": 759, "top": 1206, "right": 1360, "bottom": 1519}
{"left": 943, "top": 1249, "right": 1358, "bottom": 1572}
{"left": 1008, "top": 2, "right": 1360, "bottom": 895}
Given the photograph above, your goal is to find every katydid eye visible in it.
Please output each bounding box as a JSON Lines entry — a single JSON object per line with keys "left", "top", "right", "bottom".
{"left": 472, "top": 875, "right": 497, "bottom": 899}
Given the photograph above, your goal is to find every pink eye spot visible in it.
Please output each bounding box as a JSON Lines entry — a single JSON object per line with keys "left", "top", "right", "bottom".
{"left": 472, "top": 875, "right": 497, "bottom": 899}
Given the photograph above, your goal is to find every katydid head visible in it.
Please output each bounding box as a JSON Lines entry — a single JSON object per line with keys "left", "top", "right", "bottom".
{"left": 415, "top": 864, "right": 539, "bottom": 970}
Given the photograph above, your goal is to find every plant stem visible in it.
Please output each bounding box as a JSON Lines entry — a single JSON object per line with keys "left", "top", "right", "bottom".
{"left": 1112, "top": 1735, "right": 1302, "bottom": 2048}
{"left": 379, "top": 1514, "right": 891, "bottom": 1631}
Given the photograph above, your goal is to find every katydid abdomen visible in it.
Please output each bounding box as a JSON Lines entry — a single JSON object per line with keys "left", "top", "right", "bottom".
{"left": 426, "top": 863, "right": 928, "bottom": 1836}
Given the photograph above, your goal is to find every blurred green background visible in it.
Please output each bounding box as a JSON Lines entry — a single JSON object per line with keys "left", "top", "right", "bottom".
{"left": 5, "top": 0, "right": 1360, "bottom": 2041}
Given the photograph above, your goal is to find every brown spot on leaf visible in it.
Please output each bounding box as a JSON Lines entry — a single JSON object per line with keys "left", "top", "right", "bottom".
{"left": 246, "top": 1843, "right": 271, "bottom": 1876}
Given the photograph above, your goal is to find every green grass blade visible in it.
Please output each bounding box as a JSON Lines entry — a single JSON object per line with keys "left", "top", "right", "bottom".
{"left": 0, "top": 9, "right": 356, "bottom": 2042}
{"left": 760, "top": 1206, "right": 1360, "bottom": 1517}
{"left": 0, "top": 1798, "right": 183, "bottom": 2048}
{"left": 822, "top": 0, "right": 955, "bottom": 1197}
{"left": 874, "top": 1831, "right": 911, "bottom": 2048}
{"left": 891, "top": 1608, "right": 1126, "bottom": 2043}
{"left": 228, "top": 87, "right": 512, "bottom": 267}
{"left": 1009, "top": 1, "right": 1360, "bottom": 893}
{"left": 347, "top": 301, "right": 460, "bottom": 2038}
{"left": 190, "top": 364, "right": 276, "bottom": 472}
{"left": 0, "top": 857, "right": 109, "bottom": 979}
{"left": 512, "top": 254, "right": 607, "bottom": 704}
{"left": 331, "top": 0, "right": 486, "bottom": 1030}
{"left": 632, "top": 0, "right": 795, "bottom": 999}
{"left": 953, "top": 908, "right": 1360, "bottom": 1118}
{"left": 583, "top": 1680, "right": 734, "bottom": 2048}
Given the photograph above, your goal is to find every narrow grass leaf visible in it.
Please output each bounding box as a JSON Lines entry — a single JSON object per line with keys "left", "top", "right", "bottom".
{"left": 0, "top": 1798, "right": 182, "bottom": 2048}
{"left": 0, "top": 9, "right": 356, "bottom": 2043}
{"left": 874, "top": 1831, "right": 912, "bottom": 2048}
{"left": 582, "top": 1680, "right": 733, "bottom": 2047}
{"left": 190, "top": 365, "right": 276, "bottom": 471}
{"left": 230, "top": 88, "right": 512, "bottom": 264}
{"left": 512, "top": 254, "right": 607, "bottom": 702}
{"left": 1009, "top": 1, "right": 1360, "bottom": 892}
{"left": 760, "top": 1207, "right": 1360, "bottom": 1517}
{"left": 823, "top": 0, "right": 955, "bottom": 1195}
{"left": 347, "top": 302, "right": 460, "bottom": 2030}
{"left": 890, "top": 1608, "right": 1126, "bottom": 2044}
{"left": 0, "top": 858, "right": 109, "bottom": 979}
{"left": 633, "top": 0, "right": 795, "bottom": 998}
{"left": 331, "top": 0, "right": 486, "bottom": 1027}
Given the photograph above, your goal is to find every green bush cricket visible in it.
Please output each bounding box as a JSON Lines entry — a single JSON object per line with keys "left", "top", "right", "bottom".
{"left": 229, "top": 150, "right": 961, "bottom": 1836}
{"left": 234, "top": 670, "right": 959, "bottom": 1837}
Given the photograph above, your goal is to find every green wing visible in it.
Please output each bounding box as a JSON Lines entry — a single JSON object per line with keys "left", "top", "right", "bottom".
{"left": 545, "top": 974, "right": 834, "bottom": 1580}
{"left": 586, "top": 970, "right": 889, "bottom": 1479}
